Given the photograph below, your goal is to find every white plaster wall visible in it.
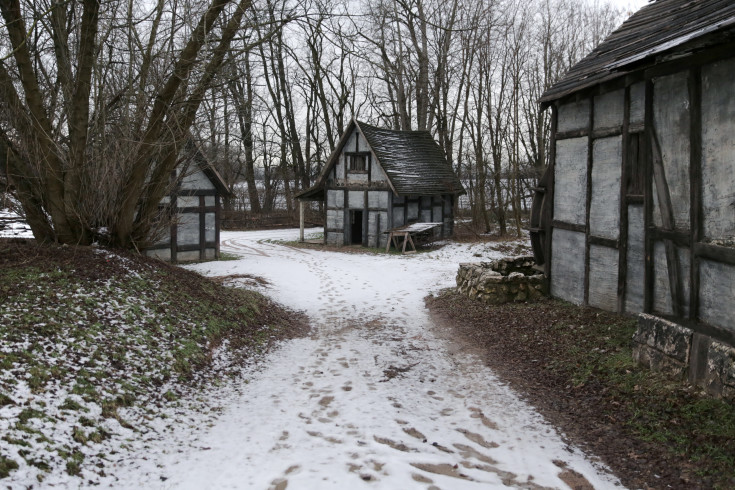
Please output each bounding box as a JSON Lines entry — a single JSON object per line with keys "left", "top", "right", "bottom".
{"left": 550, "top": 229, "right": 586, "bottom": 305}
{"left": 588, "top": 245, "right": 619, "bottom": 312}
{"left": 594, "top": 89, "right": 624, "bottom": 129}
{"left": 558, "top": 99, "right": 590, "bottom": 132}
{"left": 702, "top": 58, "right": 735, "bottom": 243}
{"left": 590, "top": 136, "right": 622, "bottom": 239}
{"left": 554, "top": 137, "right": 588, "bottom": 226}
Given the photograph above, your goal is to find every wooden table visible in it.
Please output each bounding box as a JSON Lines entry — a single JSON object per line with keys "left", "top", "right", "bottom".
{"left": 385, "top": 222, "right": 443, "bottom": 254}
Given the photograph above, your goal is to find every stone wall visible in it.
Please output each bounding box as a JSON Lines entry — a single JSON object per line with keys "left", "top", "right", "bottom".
{"left": 633, "top": 313, "right": 735, "bottom": 401}
{"left": 456, "top": 256, "right": 547, "bottom": 305}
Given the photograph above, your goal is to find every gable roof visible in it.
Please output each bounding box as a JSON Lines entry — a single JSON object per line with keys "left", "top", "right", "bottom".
{"left": 297, "top": 119, "right": 465, "bottom": 199}
{"left": 182, "top": 138, "right": 232, "bottom": 196}
{"left": 541, "top": 0, "right": 735, "bottom": 105}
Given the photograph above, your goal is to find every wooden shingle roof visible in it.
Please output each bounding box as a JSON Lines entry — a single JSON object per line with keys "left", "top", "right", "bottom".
{"left": 296, "top": 119, "right": 465, "bottom": 200}
{"left": 541, "top": 0, "right": 735, "bottom": 105}
{"left": 356, "top": 121, "right": 465, "bottom": 196}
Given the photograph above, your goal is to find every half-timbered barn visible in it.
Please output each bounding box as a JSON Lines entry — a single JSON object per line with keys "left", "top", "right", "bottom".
{"left": 297, "top": 120, "right": 465, "bottom": 248}
{"left": 531, "top": 0, "right": 735, "bottom": 397}
{"left": 145, "top": 142, "right": 230, "bottom": 263}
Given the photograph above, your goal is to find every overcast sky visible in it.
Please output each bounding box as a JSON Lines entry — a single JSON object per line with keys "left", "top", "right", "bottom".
{"left": 608, "top": 0, "right": 651, "bottom": 13}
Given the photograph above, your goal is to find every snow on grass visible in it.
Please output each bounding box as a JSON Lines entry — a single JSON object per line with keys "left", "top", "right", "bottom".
{"left": 0, "top": 208, "right": 33, "bottom": 239}
{"left": 0, "top": 247, "right": 280, "bottom": 485}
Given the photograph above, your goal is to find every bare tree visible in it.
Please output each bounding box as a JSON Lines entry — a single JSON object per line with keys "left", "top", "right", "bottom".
{"left": 0, "top": 0, "right": 263, "bottom": 248}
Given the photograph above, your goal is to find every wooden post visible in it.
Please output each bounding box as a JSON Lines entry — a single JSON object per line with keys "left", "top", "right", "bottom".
{"left": 199, "top": 195, "right": 206, "bottom": 261}
{"left": 299, "top": 200, "right": 305, "bottom": 243}
{"left": 689, "top": 66, "right": 702, "bottom": 321}
{"left": 618, "top": 86, "right": 631, "bottom": 313}
{"left": 643, "top": 79, "right": 655, "bottom": 313}
{"left": 544, "top": 104, "right": 558, "bottom": 279}
{"left": 584, "top": 95, "right": 594, "bottom": 306}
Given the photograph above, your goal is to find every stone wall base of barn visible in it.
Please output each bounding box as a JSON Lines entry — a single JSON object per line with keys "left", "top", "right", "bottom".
{"left": 456, "top": 256, "right": 547, "bottom": 305}
{"left": 633, "top": 314, "right": 735, "bottom": 402}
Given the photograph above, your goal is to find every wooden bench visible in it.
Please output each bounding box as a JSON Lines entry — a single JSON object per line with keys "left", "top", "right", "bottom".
{"left": 385, "top": 222, "right": 443, "bottom": 254}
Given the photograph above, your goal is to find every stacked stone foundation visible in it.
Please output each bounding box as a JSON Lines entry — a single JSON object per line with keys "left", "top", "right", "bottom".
{"left": 456, "top": 256, "right": 547, "bottom": 305}
{"left": 633, "top": 314, "right": 735, "bottom": 402}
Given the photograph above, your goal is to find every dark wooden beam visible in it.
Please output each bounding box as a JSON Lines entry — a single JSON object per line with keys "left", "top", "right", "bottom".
{"left": 689, "top": 66, "right": 703, "bottom": 321}
{"left": 170, "top": 193, "right": 178, "bottom": 263}
{"left": 644, "top": 79, "right": 654, "bottom": 313}
{"left": 363, "top": 190, "right": 368, "bottom": 247}
{"left": 629, "top": 122, "right": 645, "bottom": 134}
{"left": 618, "top": 85, "right": 631, "bottom": 313}
{"left": 178, "top": 206, "right": 217, "bottom": 213}
{"left": 650, "top": 227, "right": 691, "bottom": 247}
{"left": 694, "top": 243, "right": 735, "bottom": 265}
{"left": 552, "top": 220, "right": 586, "bottom": 234}
{"left": 584, "top": 95, "right": 594, "bottom": 305}
{"left": 592, "top": 126, "right": 623, "bottom": 139}
{"left": 343, "top": 189, "right": 348, "bottom": 245}
{"left": 590, "top": 235, "right": 619, "bottom": 249}
{"left": 650, "top": 128, "right": 684, "bottom": 318}
{"left": 199, "top": 195, "right": 206, "bottom": 261}
{"left": 555, "top": 128, "right": 588, "bottom": 140}
{"left": 544, "top": 104, "right": 558, "bottom": 278}
{"left": 215, "top": 194, "right": 221, "bottom": 258}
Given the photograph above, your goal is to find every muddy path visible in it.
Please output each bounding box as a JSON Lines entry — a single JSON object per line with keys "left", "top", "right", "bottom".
{"left": 111, "top": 230, "right": 623, "bottom": 489}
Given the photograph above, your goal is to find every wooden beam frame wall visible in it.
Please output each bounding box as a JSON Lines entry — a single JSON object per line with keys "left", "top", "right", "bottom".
{"left": 546, "top": 42, "right": 735, "bottom": 345}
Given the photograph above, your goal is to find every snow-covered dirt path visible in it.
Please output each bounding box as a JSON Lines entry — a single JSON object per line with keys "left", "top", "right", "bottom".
{"left": 107, "top": 229, "right": 623, "bottom": 489}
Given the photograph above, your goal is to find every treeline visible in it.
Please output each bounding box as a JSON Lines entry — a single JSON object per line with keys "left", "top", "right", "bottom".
{"left": 197, "top": 0, "right": 622, "bottom": 234}
{"left": 0, "top": 0, "right": 622, "bottom": 247}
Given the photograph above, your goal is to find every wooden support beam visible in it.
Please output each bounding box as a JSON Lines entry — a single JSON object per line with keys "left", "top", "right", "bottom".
{"left": 618, "top": 85, "right": 631, "bottom": 313}
{"left": 592, "top": 126, "right": 623, "bottom": 139}
{"left": 643, "top": 80, "right": 654, "bottom": 313}
{"left": 170, "top": 193, "right": 178, "bottom": 264}
{"left": 215, "top": 194, "right": 221, "bottom": 259}
{"left": 650, "top": 128, "right": 684, "bottom": 318}
{"left": 590, "top": 235, "right": 619, "bottom": 249}
{"left": 689, "top": 66, "right": 703, "bottom": 321}
{"left": 199, "top": 195, "right": 206, "bottom": 261}
{"left": 694, "top": 243, "right": 735, "bottom": 265}
{"left": 584, "top": 96, "right": 594, "bottom": 305}
{"left": 544, "top": 104, "right": 558, "bottom": 279}
{"left": 552, "top": 220, "right": 586, "bottom": 234}
{"left": 650, "top": 227, "right": 690, "bottom": 247}
{"left": 363, "top": 191, "right": 368, "bottom": 247}
{"left": 556, "top": 128, "right": 588, "bottom": 140}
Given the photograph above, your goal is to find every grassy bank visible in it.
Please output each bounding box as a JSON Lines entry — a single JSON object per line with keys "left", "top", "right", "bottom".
{"left": 0, "top": 239, "right": 307, "bottom": 483}
{"left": 426, "top": 291, "right": 735, "bottom": 489}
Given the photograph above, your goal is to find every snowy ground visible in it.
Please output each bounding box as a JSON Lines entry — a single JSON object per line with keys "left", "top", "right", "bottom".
{"left": 0, "top": 208, "right": 33, "bottom": 238}
{"left": 88, "top": 228, "right": 623, "bottom": 489}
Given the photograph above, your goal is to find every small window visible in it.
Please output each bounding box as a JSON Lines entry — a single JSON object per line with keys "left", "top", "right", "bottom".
{"left": 347, "top": 153, "right": 368, "bottom": 172}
